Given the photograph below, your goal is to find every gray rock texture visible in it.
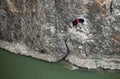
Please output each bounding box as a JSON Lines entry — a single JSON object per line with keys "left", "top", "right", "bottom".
{"left": 0, "top": 0, "right": 120, "bottom": 70}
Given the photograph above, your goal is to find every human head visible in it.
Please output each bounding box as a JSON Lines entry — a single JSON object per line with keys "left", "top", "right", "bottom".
{"left": 80, "top": 19, "right": 84, "bottom": 24}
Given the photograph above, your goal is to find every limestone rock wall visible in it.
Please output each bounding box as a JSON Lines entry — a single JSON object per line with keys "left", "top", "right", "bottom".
{"left": 0, "top": 0, "right": 120, "bottom": 70}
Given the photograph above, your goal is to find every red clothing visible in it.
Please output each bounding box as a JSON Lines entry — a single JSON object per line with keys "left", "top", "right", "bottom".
{"left": 76, "top": 19, "right": 80, "bottom": 24}
{"left": 71, "top": 18, "right": 84, "bottom": 26}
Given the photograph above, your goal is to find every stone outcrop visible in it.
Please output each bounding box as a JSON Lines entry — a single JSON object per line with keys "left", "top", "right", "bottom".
{"left": 0, "top": 0, "right": 120, "bottom": 70}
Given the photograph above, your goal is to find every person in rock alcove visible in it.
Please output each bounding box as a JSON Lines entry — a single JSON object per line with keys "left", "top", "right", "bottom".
{"left": 69, "top": 18, "right": 84, "bottom": 28}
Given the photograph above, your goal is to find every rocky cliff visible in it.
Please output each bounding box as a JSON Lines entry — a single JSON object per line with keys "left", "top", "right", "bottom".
{"left": 0, "top": 0, "right": 120, "bottom": 70}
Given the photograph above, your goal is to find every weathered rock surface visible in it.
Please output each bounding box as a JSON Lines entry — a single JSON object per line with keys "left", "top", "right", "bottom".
{"left": 0, "top": 0, "right": 120, "bottom": 70}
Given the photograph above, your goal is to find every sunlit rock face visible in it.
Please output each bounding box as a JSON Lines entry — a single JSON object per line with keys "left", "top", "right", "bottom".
{"left": 0, "top": 0, "right": 120, "bottom": 70}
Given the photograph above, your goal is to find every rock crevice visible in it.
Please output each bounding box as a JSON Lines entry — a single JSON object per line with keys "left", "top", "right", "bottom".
{"left": 0, "top": 0, "right": 120, "bottom": 70}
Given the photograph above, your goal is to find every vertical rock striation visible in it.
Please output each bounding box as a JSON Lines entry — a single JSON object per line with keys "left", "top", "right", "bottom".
{"left": 0, "top": 0, "right": 120, "bottom": 70}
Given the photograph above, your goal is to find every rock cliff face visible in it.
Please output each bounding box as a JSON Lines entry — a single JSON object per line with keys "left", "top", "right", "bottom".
{"left": 0, "top": 0, "right": 120, "bottom": 70}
